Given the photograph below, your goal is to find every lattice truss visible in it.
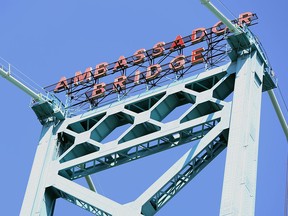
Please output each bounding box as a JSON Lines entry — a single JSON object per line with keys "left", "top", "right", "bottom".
{"left": 45, "top": 62, "right": 236, "bottom": 215}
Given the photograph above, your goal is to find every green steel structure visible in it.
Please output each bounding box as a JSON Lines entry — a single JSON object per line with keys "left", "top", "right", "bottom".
{"left": 0, "top": 1, "right": 284, "bottom": 216}
{"left": 21, "top": 50, "right": 276, "bottom": 215}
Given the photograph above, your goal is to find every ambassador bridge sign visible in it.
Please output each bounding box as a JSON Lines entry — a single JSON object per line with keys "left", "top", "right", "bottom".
{"left": 44, "top": 12, "right": 256, "bottom": 111}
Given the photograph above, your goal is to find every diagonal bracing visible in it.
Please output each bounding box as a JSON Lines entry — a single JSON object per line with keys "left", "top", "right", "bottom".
{"left": 35, "top": 63, "right": 234, "bottom": 215}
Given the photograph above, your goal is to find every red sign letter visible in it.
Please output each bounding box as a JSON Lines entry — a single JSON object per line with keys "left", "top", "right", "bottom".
{"left": 169, "top": 55, "right": 186, "bottom": 71}
{"left": 113, "top": 56, "right": 128, "bottom": 72}
{"left": 133, "top": 49, "right": 146, "bottom": 65}
{"left": 95, "top": 62, "right": 108, "bottom": 79}
{"left": 170, "top": 35, "right": 185, "bottom": 51}
{"left": 113, "top": 75, "right": 127, "bottom": 92}
{"left": 152, "top": 42, "right": 165, "bottom": 58}
{"left": 191, "top": 48, "right": 205, "bottom": 65}
{"left": 146, "top": 64, "right": 162, "bottom": 81}
{"left": 74, "top": 67, "right": 92, "bottom": 86}
{"left": 91, "top": 83, "right": 106, "bottom": 99}
{"left": 54, "top": 77, "right": 69, "bottom": 93}
{"left": 212, "top": 21, "right": 228, "bottom": 36}
{"left": 238, "top": 12, "right": 253, "bottom": 26}
{"left": 191, "top": 28, "right": 206, "bottom": 44}
{"left": 134, "top": 70, "right": 140, "bottom": 85}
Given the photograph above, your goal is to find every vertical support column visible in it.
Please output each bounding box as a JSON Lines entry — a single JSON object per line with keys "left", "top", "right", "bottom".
{"left": 220, "top": 51, "right": 264, "bottom": 216}
{"left": 20, "top": 123, "right": 58, "bottom": 216}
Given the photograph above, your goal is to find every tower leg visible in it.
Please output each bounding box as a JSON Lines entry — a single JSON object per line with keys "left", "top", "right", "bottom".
{"left": 20, "top": 124, "right": 57, "bottom": 216}
{"left": 220, "top": 51, "right": 264, "bottom": 216}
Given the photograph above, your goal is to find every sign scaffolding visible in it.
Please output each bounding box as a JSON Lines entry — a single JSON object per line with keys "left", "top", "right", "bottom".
{"left": 44, "top": 13, "right": 258, "bottom": 114}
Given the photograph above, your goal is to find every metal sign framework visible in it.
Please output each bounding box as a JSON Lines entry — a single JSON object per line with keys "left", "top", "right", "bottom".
{"left": 22, "top": 62, "right": 232, "bottom": 215}
{"left": 19, "top": 11, "right": 278, "bottom": 216}
{"left": 21, "top": 54, "right": 276, "bottom": 216}
{"left": 43, "top": 14, "right": 257, "bottom": 114}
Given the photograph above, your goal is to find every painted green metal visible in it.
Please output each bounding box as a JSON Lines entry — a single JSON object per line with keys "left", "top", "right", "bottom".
{"left": 220, "top": 51, "right": 264, "bottom": 216}
{"left": 268, "top": 89, "right": 288, "bottom": 141}
{"left": 200, "top": 0, "right": 242, "bottom": 35}
{"left": 0, "top": 67, "right": 45, "bottom": 103}
{"left": 19, "top": 38, "right": 277, "bottom": 215}
{"left": 0, "top": 65, "right": 66, "bottom": 123}
{"left": 21, "top": 62, "right": 236, "bottom": 215}
{"left": 199, "top": 2, "right": 284, "bottom": 215}
{"left": 18, "top": 2, "right": 281, "bottom": 215}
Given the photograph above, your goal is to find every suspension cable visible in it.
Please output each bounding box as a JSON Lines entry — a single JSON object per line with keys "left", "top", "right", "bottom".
{"left": 277, "top": 83, "right": 288, "bottom": 114}
{"left": 0, "top": 56, "right": 43, "bottom": 93}
{"left": 216, "top": 0, "right": 238, "bottom": 20}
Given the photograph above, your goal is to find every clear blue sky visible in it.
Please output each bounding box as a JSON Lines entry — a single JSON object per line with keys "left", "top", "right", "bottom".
{"left": 0, "top": 0, "right": 287, "bottom": 215}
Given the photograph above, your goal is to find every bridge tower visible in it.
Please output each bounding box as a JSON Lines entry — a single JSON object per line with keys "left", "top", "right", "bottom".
{"left": 1, "top": 3, "right": 283, "bottom": 216}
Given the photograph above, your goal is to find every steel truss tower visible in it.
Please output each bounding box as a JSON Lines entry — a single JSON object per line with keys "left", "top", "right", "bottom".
{"left": 19, "top": 29, "right": 276, "bottom": 215}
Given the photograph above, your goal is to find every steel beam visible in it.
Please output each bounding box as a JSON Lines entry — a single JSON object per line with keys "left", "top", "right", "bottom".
{"left": 220, "top": 51, "right": 264, "bottom": 216}
{"left": 20, "top": 63, "right": 237, "bottom": 215}
{"left": 20, "top": 124, "right": 57, "bottom": 215}
{"left": 131, "top": 113, "right": 230, "bottom": 215}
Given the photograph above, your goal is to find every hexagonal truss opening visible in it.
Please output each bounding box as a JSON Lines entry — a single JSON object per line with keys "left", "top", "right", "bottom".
{"left": 59, "top": 117, "right": 221, "bottom": 180}
{"left": 213, "top": 73, "right": 236, "bottom": 101}
{"left": 102, "top": 123, "right": 133, "bottom": 144}
{"left": 57, "top": 132, "right": 75, "bottom": 157}
{"left": 125, "top": 92, "right": 166, "bottom": 113}
{"left": 67, "top": 113, "right": 106, "bottom": 133}
{"left": 119, "top": 122, "right": 161, "bottom": 144}
{"left": 150, "top": 91, "right": 196, "bottom": 122}
{"left": 181, "top": 101, "right": 223, "bottom": 123}
{"left": 185, "top": 72, "right": 226, "bottom": 92}
{"left": 90, "top": 112, "right": 134, "bottom": 143}
{"left": 60, "top": 142, "right": 100, "bottom": 163}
